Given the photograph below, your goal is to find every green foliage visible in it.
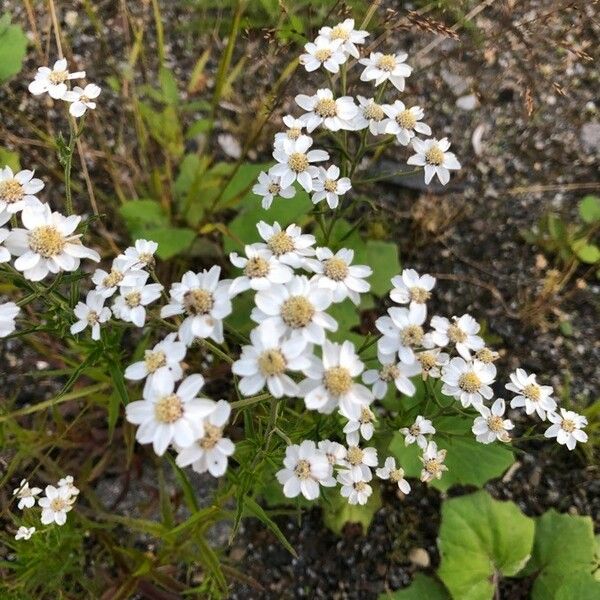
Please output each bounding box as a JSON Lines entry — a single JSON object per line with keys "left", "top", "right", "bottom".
{"left": 379, "top": 574, "right": 450, "bottom": 599}
{"left": 322, "top": 485, "right": 382, "bottom": 535}
{"left": 0, "top": 147, "right": 20, "bottom": 171}
{"left": 437, "top": 491, "right": 535, "bottom": 600}
{"left": 0, "top": 14, "right": 27, "bottom": 83}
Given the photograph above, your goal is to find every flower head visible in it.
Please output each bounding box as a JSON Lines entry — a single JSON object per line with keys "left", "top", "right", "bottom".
{"left": 120, "top": 239, "right": 158, "bottom": 269}
{"left": 274, "top": 115, "right": 307, "bottom": 149}
{"left": 270, "top": 136, "right": 329, "bottom": 192}
{"left": 472, "top": 399, "right": 514, "bottom": 444}
{"left": 376, "top": 305, "right": 428, "bottom": 365}
{"left": 63, "top": 83, "right": 101, "bottom": 117}
{"left": 441, "top": 357, "right": 495, "bottom": 409}
{"left": 13, "top": 479, "right": 42, "bottom": 510}
{"left": 376, "top": 456, "right": 411, "bottom": 494}
{"left": 338, "top": 468, "right": 373, "bottom": 505}
{"left": 255, "top": 221, "right": 316, "bottom": 268}
{"left": 505, "top": 368, "right": 556, "bottom": 420}
{"left": 28, "top": 58, "right": 85, "bottom": 99}
{"left": 382, "top": 101, "right": 431, "bottom": 146}
{"left": 419, "top": 441, "right": 447, "bottom": 482}
{"left": 359, "top": 51, "right": 412, "bottom": 90}
{"left": 318, "top": 19, "right": 368, "bottom": 58}
{"left": 38, "top": 484, "right": 76, "bottom": 525}
{"left": 399, "top": 415, "right": 436, "bottom": 449}
{"left": 0, "top": 167, "right": 44, "bottom": 214}
{"left": 408, "top": 137, "right": 461, "bottom": 185}
{"left": 362, "top": 352, "right": 421, "bottom": 399}
{"left": 70, "top": 290, "right": 111, "bottom": 341}
{"left": 544, "top": 409, "right": 588, "bottom": 450}
{"left": 390, "top": 269, "right": 436, "bottom": 321}
{"left": 300, "top": 37, "right": 346, "bottom": 73}
{"left": 352, "top": 96, "right": 388, "bottom": 135}
{"left": 310, "top": 165, "right": 352, "bottom": 210}
{"left": 295, "top": 89, "right": 357, "bottom": 133}
{"left": 92, "top": 256, "right": 148, "bottom": 298}
{"left": 15, "top": 526, "right": 36, "bottom": 540}
{"left": 112, "top": 281, "right": 163, "bottom": 327}
{"left": 429, "top": 314, "right": 484, "bottom": 360}
{"left": 252, "top": 171, "right": 296, "bottom": 209}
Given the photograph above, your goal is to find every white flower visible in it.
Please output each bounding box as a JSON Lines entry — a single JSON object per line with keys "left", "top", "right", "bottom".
{"left": 63, "top": 83, "right": 101, "bottom": 117}
{"left": 124, "top": 332, "right": 186, "bottom": 393}
{"left": 13, "top": 479, "right": 42, "bottom": 510}
{"left": 0, "top": 301, "right": 20, "bottom": 337}
{"left": 408, "top": 137, "right": 461, "bottom": 185}
{"left": 376, "top": 305, "right": 428, "bottom": 365}
{"left": 125, "top": 374, "right": 215, "bottom": 456}
{"left": 399, "top": 415, "right": 436, "bottom": 449}
{"left": 112, "top": 281, "right": 162, "bottom": 327}
{"left": 254, "top": 221, "right": 316, "bottom": 268}
{"left": 175, "top": 400, "right": 235, "bottom": 476}
{"left": 340, "top": 443, "right": 377, "bottom": 484}
{"left": 299, "top": 340, "right": 372, "bottom": 416}
{"left": 420, "top": 441, "right": 448, "bottom": 482}
{"left": 318, "top": 19, "right": 368, "bottom": 58}
{"left": 6, "top": 204, "right": 100, "bottom": 281}
{"left": 473, "top": 399, "right": 514, "bottom": 444}
{"left": 338, "top": 468, "right": 373, "bottom": 505}
{"left": 308, "top": 246, "right": 370, "bottom": 304}
{"left": 15, "top": 526, "right": 36, "bottom": 540}
{"left": 505, "top": 368, "right": 556, "bottom": 420}
{"left": 56, "top": 475, "right": 79, "bottom": 498}
{"left": 161, "top": 266, "right": 232, "bottom": 345}
{"left": 300, "top": 36, "right": 346, "bottom": 73}
{"left": 295, "top": 89, "right": 357, "bottom": 133}
{"left": 0, "top": 167, "right": 44, "bottom": 214}
{"left": 343, "top": 405, "right": 376, "bottom": 446}
{"left": 310, "top": 165, "right": 352, "bottom": 210}
{"left": 252, "top": 171, "right": 296, "bottom": 209}
{"left": 28, "top": 58, "right": 85, "bottom": 99}
{"left": 318, "top": 439, "right": 346, "bottom": 468}
{"left": 390, "top": 269, "right": 436, "bottom": 321}
{"left": 233, "top": 326, "right": 310, "bottom": 398}
{"left": 252, "top": 275, "right": 337, "bottom": 345}
{"left": 376, "top": 456, "right": 411, "bottom": 494}
{"left": 474, "top": 347, "right": 500, "bottom": 366}
{"left": 38, "top": 484, "right": 75, "bottom": 525}
{"left": 70, "top": 291, "right": 111, "bottom": 341}
{"left": 415, "top": 348, "right": 450, "bottom": 379}
{"left": 274, "top": 115, "right": 307, "bottom": 149}
{"left": 120, "top": 239, "right": 158, "bottom": 269}
{"left": 229, "top": 245, "right": 293, "bottom": 297}
{"left": 429, "top": 314, "right": 484, "bottom": 360}
{"left": 382, "top": 101, "right": 431, "bottom": 145}
{"left": 92, "top": 256, "right": 148, "bottom": 298}
{"left": 544, "top": 409, "right": 588, "bottom": 450}
{"left": 0, "top": 210, "right": 11, "bottom": 263}
{"left": 362, "top": 352, "right": 421, "bottom": 399}
{"left": 276, "top": 440, "right": 331, "bottom": 500}
{"left": 359, "top": 51, "right": 412, "bottom": 90}
{"left": 270, "top": 136, "right": 329, "bottom": 192}
{"left": 441, "top": 357, "right": 495, "bottom": 409}
{"left": 352, "top": 96, "right": 388, "bottom": 135}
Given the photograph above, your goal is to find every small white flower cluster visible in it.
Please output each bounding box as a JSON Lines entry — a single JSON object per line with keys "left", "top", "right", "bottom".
{"left": 12, "top": 475, "right": 79, "bottom": 539}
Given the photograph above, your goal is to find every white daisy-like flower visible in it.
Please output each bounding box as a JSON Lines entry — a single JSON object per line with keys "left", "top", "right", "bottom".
{"left": 441, "top": 357, "right": 495, "bottom": 409}
{"left": 63, "top": 83, "right": 101, "bottom": 117}
{"left": 376, "top": 305, "right": 428, "bottom": 365}
{"left": 56, "top": 475, "right": 79, "bottom": 498}
{"left": 338, "top": 468, "right": 373, "bottom": 505}
{"left": 299, "top": 340, "right": 372, "bottom": 416}
{"left": 429, "top": 314, "right": 485, "bottom": 361}
{"left": 295, "top": 89, "right": 357, "bottom": 133}
{"left": 6, "top": 203, "right": 100, "bottom": 281}
{"left": 161, "top": 266, "right": 232, "bottom": 346}
{"left": 119, "top": 239, "right": 158, "bottom": 269}
{"left": 317, "top": 439, "right": 345, "bottom": 487}
{"left": 342, "top": 405, "right": 376, "bottom": 446}
{"left": 376, "top": 456, "right": 411, "bottom": 494}
{"left": 92, "top": 257, "right": 148, "bottom": 298}
{"left": 399, "top": 415, "right": 436, "bottom": 449}
{"left": 254, "top": 221, "right": 316, "bottom": 268}
{"left": 28, "top": 58, "right": 85, "bottom": 99}
{"left": 229, "top": 245, "right": 293, "bottom": 297}
{"left": 276, "top": 440, "right": 332, "bottom": 500}
{"left": 544, "top": 409, "right": 588, "bottom": 451}
{"left": 415, "top": 348, "right": 450, "bottom": 380}
{"left": 232, "top": 325, "right": 311, "bottom": 398}
{"left": 420, "top": 442, "right": 448, "bottom": 483}
{"left": 318, "top": 19, "right": 368, "bottom": 58}
{"left": 124, "top": 332, "right": 186, "bottom": 392}
{"left": 472, "top": 398, "right": 514, "bottom": 444}
{"left": 352, "top": 96, "right": 388, "bottom": 135}
{"left": 390, "top": 269, "right": 436, "bottom": 321}
{"left": 0, "top": 301, "right": 20, "bottom": 338}
{"left": 407, "top": 137, "right": 461, "bottom": 185}
{"left": 359, "top": 51, "right": 412, "bottom": 90}
{"left": 38, "top": 485, "right": 75, "bottom": 525}
{"left": 274, "top": 115, "right": 307, "bottom": 149}
{"left": 70, "top": 290, "right": 111, "bottom": 341}
{"left": 300, "top": 36, "right": 346, "bottom": 73}
{"left": 13, "top": 479, "right": 42, "bottom": 510}
{"left": 175, "top": 400, "right": 235, "bottom": 476}
{"left": 270, "top": 136, "right": 329, "bottom": 192}
{"left": 362, "top": 352, "right": 421, "bottom": 399}
{"left": 252, "top": 171, "right": 296, "bottom": 210}
{"left": 308, "top": 246, "right": 371, "bottom": 304}
{"left": 15, "top": 526, "right": 36, "bottom": 541}
{"left": 505, "top": 368, "right": 557, "bottom": 420}
{"left": 474, "top": 347, "right": 500, "bottom": 366}
{"left": 310, "top": 165, "right": 352, "bottom": 210}
{"left": 125, "top": 374, "right": 215, "bottom": 456}
{"left": 112, "top": 281, "right": 163, "bottom": 327}
{"left": 0, "top": 167, "right": 44, "bottom": 214}
{"left": 382, "top": 101, "right": 431, "bottom": 146}
{"left": 252, "top": 275, "right": 337, "bottom": 345}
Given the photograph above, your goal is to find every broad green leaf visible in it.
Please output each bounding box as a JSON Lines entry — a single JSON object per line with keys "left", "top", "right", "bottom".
{"left": 221, "top": 162, "right": 271, "bottom": 206}
{"left": 119, "top": 199, "right": 169, "bottom": 230}
{"left": 365, "top": 240, "right": 400, "bottom": 296}
{"left": 143, "top": 227, "right": 196, "bottom": 259}
{"left": 322, "top": 485, "right": 381, "bottom": 535}
{"left": 578, "top": 195, "right": 600, "bottom": 224}
{"left": 0, "top": 148, "right": 20, "bottom": 171}
{"left": 327, "top": 298, "right": 363, "bottom": 345}
{"left": 0, "top": 14, "right": 28, "bottom": 83}
{"left": 438, "top": 491, "right": 535, "bottom": 600}
{"left": 555, "top": 572, "right": 600, "bottom": 600}
{"left": 138, "top": 103, "right": 184, "bottom": 158}
{"left": 527, "top": 510, "right": 596, "bottom": 600}
{"left": 571, "top": 238, "right": 600, "bottom": 264}
{"left": 379, "top": 574, "right": 450, "bottom": 599}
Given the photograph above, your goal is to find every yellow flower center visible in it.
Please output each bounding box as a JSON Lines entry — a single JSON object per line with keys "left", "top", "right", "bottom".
{"left": 561, "top": 419, "right": 576, "bottom": 433}
{"left": 409, "top": 424, "right": 422, "bottom": 436}
{"left": 267, "top": 231, "right": 295, "bottom": 256}
{"left": 417, "top": 352, "right": 437, "bottom": 372}
{"left": 323, "top": 257, "right": 348, "bottom": 281}
{"left": 425, "top": 146, "right": 445, "bottom": 166}
{"left": 125, "top": 291, "right": 141, "bottom": 307}
{"left": 346, "top": 446, "right": 364, "bottom": 465}
{"left": 380, "top": 363, "right": 400, "bottom": 381}
{"left": 523, "top": 383, "right": 541, "bottom": 402}
{"left": 447, "top": 323, "right": 467, "bottom": 343}
{"left": 377, "top": 54, "right": 397, "bottom": 71}
{"left": 183, "top": 289, "right": 214, "bottom": 315}
{"left": 425, "top": 458, "right": 443, "bottom": 476}
{"left": 49, "top": 70, "right": 68, "bottom": 84}
{"left": 409, "top": 286, "right": 430, "bottom": 303}
{"left": 267, "top": 182, "right": 281, "bottom": 195}
{"left": 244, "top": 256, "right": 270, "bottom": 278}
{"left": 401, "top": 324, "right": 424, "bottom": 347}
{"left": 138, "top": 252, "right": 154, "bottom": 267}
{"left": 287, "top": 127, "right": 302, "bottom": 140}
{"left": 281, "top": 296, "right": 314, "bottom": 328}
{"left": 314, "top": 98, "right": 338, "bottom": 118}
{"left": 154, "top": 394, "right": 184, "bottom": 423}
{"left": 50, "top": 497, "right": 69, "bottom": 512}
{"left": 0, "top": 178, "right": 24, "bottom": 202}
{"left": 29, "top": 225, "right": 65, "bottom": 258}
{"left": 487, "top": 415, "right": 505, "bottom": 432}
{"left": 103, "top": 269, "right": 123, "bottom": 288}
{"left": 288, "top": 152, "right": 309, "bottom": 173}
{"left": 395, "top": 109, "right": 417, "bottom": 129}
{"left": 258, "top": 349, "right": 287, "bottom": 376}
{"left": 354, "top": 481, "right": 368, "bottom": 492}
{"left": 359, "top": 406, "right": 374, "bottom": 424}
{"left": 324, "top": 366, "right": 352, "bottom": 395}
{"left": 323, "top": 178, "right": 338, "bottom": 193}
{"left": 390, "top": 467, "right": 405, "bottom": 483}
{"left": 331, "top": 24, "right": 349, "bottom": 40}
{"left": 86, "top": 311, "right": 99, "bottom": 325}
{"left": 199, "top": 423, "right": 223, "bottom": 449}
{"left": 475, "top": 348, "right": 497, "bottom": 364}
{"left": 294, "top": 459, "right": 311, "bottom": 479}
{"left": 314, "top": 48, "right": 332, "bottom": 62}
{"left": 363, "top": 102, "right": 385, "bottom": 121}
{"left": 145, "top": 350, "right": 167, "bottom": 373}
{"left": 458, "top": 371, "right": 481, "bottom": 393}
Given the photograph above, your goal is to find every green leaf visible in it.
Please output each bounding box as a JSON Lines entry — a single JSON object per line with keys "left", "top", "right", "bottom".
{"left": 138, "top": 103, "right": 184, "bottom": 158}
{"left": 119, "top": 199, "right": 169, "bottom": 230}
{"left": 555, "top": 572, "right": 600, "bottom": 600}
{"left": 365, "top": 240, "right": 400, "bottom": 296}
{"left": 243, "top": 496, "right": 297, "bottom": 557}
{"left": 571, "top": 239, "right": 600, "bottom": 264}
{"left": 438, "top": 491, "right": 535, "bottom": 600}
{"left": 0, "top": 14, "right": 28, "bottom": 83}
{"left": 327, "top": 298, "right": 362, "bottom": 345}
{"left": 379, "top": 574, "right": 450, "bottom": 599}
{"left": 221, "top": 162, "right": 271, "bottom": 206}
{"left": 578, "top": 195, "right": 600, "bottom": 224}
{"left": 527, "top": 510, "right": 596, "bottom": 600}
{"left": 0, "top": 148, "right": 20, "bottom": 171}
{"left": 322, "top": 485, "right": 381, "bottom": 535}
{"left": 159, "top": 66, "right": 179, "bottom": 105}
{"left": 143, "top": 227, "right": 196, "bottom": 259}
